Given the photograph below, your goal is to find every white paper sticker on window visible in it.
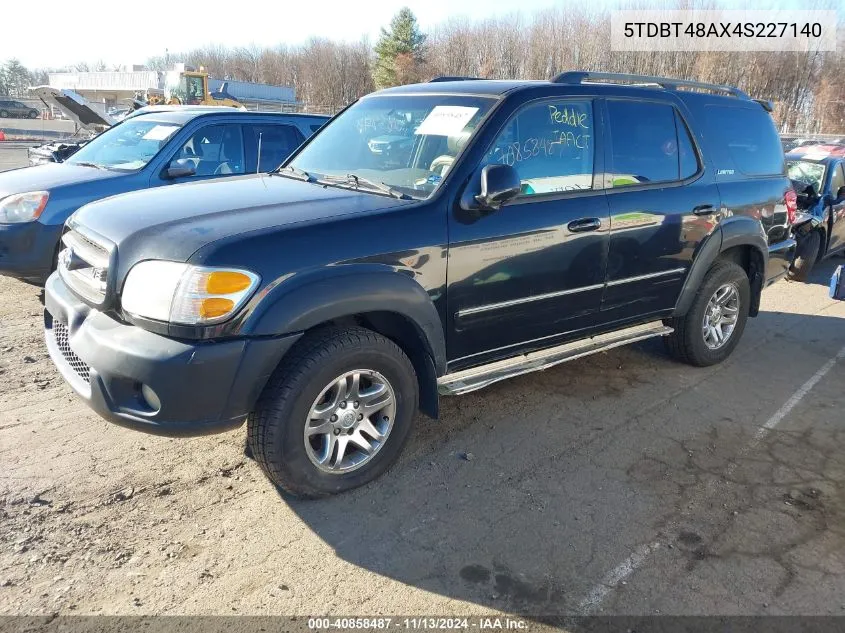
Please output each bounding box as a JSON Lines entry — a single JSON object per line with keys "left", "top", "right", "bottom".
{"left": 415, "top": 106, "right": 479, "bottom": 136}
{"left": 142, "top": 125, "right": 179, "bottom": 141}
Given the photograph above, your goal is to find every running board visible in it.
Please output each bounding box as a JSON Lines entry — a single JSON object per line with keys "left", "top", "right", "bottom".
{"left": 438, "top": 322, "right": 673, "bottom": 396}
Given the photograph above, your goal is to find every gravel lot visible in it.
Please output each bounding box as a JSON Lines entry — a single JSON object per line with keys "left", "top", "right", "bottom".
{"left": 2, "top": 147, "right": 845, "bottom": 620}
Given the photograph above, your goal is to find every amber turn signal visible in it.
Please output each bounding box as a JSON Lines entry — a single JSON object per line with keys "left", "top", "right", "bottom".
{"left": 205, "top": 271, "right": 253, "bottom": 295}
{"left": 199, "top": 297, "right": 235, "bottom": 319}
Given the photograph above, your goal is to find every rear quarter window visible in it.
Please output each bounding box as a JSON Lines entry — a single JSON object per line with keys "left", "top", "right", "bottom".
{"left": 704, "top": 104, "right": 783, "bottom": 177}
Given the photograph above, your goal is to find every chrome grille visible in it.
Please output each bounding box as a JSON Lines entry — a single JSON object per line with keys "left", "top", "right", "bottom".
{"left": 52, "top": 320, "right": 90, "bottom": 383}
{"left": 58, "top": 230, "right": 110, "bottom": 303}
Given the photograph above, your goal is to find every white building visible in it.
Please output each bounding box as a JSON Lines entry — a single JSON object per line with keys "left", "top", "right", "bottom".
{"left": 46, "top": 67, "right": 296, "bottom": 111}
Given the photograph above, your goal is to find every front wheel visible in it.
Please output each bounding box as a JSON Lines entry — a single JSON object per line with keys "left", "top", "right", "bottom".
{"left": 788, "top": 229, "right": 821, "bottom": 282}
{"left": 664, "top": 261, "right": 751, "bottom": 367}
{"left": 248, "top": 326, "right": 418, "bottom": 498}
{"left": 0, "top": 110, "right": 9, "bottom": 118}
{"left": 28, "top": 110, "right": 38, "bottom": 119}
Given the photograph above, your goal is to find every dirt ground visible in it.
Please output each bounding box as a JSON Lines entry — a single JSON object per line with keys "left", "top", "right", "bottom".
{"left": 2, "top": 148, "right": 845, "bottom": 621}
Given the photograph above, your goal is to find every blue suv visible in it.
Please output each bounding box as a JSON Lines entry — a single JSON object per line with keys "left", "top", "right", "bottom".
{"left": 0, "top": 108, "right": 329, "bottom": 284}
{"left": 785, "top": 145, "right": 845, "bottom": 281}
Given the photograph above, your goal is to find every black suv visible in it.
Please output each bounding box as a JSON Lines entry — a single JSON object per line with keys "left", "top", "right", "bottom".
{"left": 43, "top": 72, "right": 795, "bottom": 497}
{"left": 0, "top": 99, "right": 40, "bottom": 119}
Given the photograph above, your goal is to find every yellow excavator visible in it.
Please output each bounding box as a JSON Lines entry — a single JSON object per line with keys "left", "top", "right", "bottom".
{"left": 144, "top": 68, "right": 241, "bottom": 108}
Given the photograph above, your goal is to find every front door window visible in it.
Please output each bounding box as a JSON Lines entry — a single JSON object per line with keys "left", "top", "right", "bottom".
{"left": 484, "top": 100, "right": 595, "bottom": 195}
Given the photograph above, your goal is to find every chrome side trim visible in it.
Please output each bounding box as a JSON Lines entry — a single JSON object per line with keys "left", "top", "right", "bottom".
{"left": 456, "top": 282, "right": 604, "bottom": 318}
{"left": 438, "top": 321, "right": 673, "bottom": 396}
{"left": 606, "top": 267, "right": 686, "bottom": 287}
{"left": 457, "top": 268, "right": 686, "bottom": 318}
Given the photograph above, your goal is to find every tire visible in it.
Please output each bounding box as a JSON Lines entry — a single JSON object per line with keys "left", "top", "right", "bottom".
{"left": 248, "top": 326, "right": 418, "bottom": 498}
{"left": 788, "top": 230, "right": 821, "bottom": 282}
{"left": 0, "top": 110, "right": 9, "bottom": 118}
{"left": 28, "top": 110, "right": 38, "bottom": 119}
{"left": 664, "top": 260, "right": 750, "bottom": 367}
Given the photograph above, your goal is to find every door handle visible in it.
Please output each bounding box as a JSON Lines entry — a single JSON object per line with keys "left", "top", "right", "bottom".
{"left": 568, "top": 217, "right": 602, "bottom": 233}
{"left": 693, "top": 204, "right": 715, "bottom": 216}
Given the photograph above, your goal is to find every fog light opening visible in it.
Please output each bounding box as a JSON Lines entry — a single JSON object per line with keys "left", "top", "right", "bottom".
{"left": 140, "top": 384, "right": 162, "bottom": 413}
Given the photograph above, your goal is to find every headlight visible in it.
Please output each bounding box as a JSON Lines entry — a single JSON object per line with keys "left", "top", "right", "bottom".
{"left": 121, "top": 261, "right": 260, "bottom": 325}
{"left": 0, "top": 191, "right": 49, "bottom": 223}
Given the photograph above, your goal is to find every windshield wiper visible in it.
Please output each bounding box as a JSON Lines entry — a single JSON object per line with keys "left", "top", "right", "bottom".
{"left": 318, "top": 173, "right": 410, "bottom": 200}
{"left": 273, "top": 165, "right": 313, "bottom": 182}
{"left": 72, "top": 161, "right": 105, "bottom": 170}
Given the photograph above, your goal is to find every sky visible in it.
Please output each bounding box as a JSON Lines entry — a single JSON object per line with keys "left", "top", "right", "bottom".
{"left": 1, "top": 0, "right": 828, "bottom": 69}
{"left": 2, "top": 0, "right": 561, "bottom": 68}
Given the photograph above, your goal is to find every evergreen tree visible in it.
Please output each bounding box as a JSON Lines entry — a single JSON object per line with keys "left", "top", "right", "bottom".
{"left": 373, "top": 8, "right": 427, "bottom": 89}
{"left": 2, "top": 59, "right": 32, "bottom": 97}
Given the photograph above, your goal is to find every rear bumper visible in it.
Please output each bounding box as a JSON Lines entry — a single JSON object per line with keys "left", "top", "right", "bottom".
{"left": 0, "top": 221, "right": 62, "bottom": 284}
{"left": 766, "top": 238, "right": 796, "bottom": 286}
{"left": 43, "top": 272, "right": 301, "bottom": 437}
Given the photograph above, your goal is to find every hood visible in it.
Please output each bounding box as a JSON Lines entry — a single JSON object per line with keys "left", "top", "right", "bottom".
{"left": 30, "top": 86, "right": 115, "bottom": 132}
{"left": 71, "top": 173, "right": 413, "bottom": 265}
{"left": 0, "top": 162, "right": 123, "bottom": 199}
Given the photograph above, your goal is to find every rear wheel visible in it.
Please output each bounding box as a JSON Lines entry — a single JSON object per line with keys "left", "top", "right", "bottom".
{"left": 788, "top": 230, "right": 821, "bottom": 282}
{"left": 28, "top": 110, "right": 38, "bottom": 119}
{"left": 248, "top": 326, "right": 418, "bottom": 498}
{"left": 0, "top": 110, "right": 9, "bottom": 118}
{"left": 664, "top": 261, "right": 750, "bottom": 367}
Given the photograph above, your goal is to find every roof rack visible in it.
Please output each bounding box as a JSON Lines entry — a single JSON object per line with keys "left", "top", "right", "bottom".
{"left": 428, "top": 76, "right": 483, "bottom": 83}
{"left": 551, "top": 71, "right": 750, "bottom": 100}
{"left": 754, "top": 99, "right": 774, "bottom": 113}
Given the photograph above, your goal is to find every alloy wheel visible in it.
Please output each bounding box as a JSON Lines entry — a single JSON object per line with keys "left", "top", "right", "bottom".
{"left": 304, "top": 369, "right": 396, "bottom": 474}
{"left": 702, "top": 282, "right": 740, "bottom": 350}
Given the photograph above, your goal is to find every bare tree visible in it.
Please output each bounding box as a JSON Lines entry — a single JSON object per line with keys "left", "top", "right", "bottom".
{"left": 9, "top": 0, "right": 840, "bottom": 129}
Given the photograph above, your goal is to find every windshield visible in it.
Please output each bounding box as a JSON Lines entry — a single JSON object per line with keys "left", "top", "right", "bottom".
{"left": 65, "top": 118, "right": 182, "bottom": 171}
{"left": 787, "top": 160, "right": 826, "bottom": 194}
{"left": 287, "top": 94, "right": 496, "bottom": 199}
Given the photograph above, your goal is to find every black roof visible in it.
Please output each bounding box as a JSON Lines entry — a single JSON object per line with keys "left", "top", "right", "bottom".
{"left": 370, "top": 72, "right": 760, "bottom": 109}
{"left": 375, "top": 80, "right": 545, "bottom": 98}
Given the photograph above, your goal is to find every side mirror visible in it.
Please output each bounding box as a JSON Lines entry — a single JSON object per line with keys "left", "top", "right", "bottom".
{"left": 837, "top": 185, "right": 845, "bottom": 201}
{"left": 474, "top": 164, "right": 521, "bottom": 210}
{"left": 163, "top": 158, "right": 196, "bottom": 179}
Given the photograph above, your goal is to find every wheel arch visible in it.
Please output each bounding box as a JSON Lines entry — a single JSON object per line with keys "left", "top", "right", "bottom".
{"left": 242, "top": 269, "right": 446, "bottom": 419}
{"left": 674, "top": 217, "right": 768, "bottom": 318}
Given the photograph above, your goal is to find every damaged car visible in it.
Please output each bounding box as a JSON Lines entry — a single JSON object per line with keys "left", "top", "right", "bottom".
{"left": 26, "top": 87, "right": 117, "bottom": 166}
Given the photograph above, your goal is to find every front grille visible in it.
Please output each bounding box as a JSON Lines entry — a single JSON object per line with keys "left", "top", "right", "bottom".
{"left": 58, "top": 230, "right": 110, "bottom": 304}
{"left": 53, "top": 320, "right": 90, "bottom": 383}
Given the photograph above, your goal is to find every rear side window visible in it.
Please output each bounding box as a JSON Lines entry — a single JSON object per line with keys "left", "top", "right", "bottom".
{"left": 247, "top": 124, "right": 304, "bottom": 172}
{"left": 704, "top": 105, "right": 783, "bottom": 176}
{"left": 483, "top": 99, "right": 595, "bottom": 196}
{"left": 607, "top": 100, "right": 697, "bottom": 187}
{"left": 310, "top": 123, "right": 325, "bottom": 133}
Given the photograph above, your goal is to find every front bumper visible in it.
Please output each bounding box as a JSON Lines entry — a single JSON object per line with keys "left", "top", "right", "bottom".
{"left": 0, "top": 221, "right": 62, "bottom": 284}
{"left": 44, "top": 272, "right": 301, "bottom": 437}
{"left": 766, "top": 238, "right": 797, "bottom": 286}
